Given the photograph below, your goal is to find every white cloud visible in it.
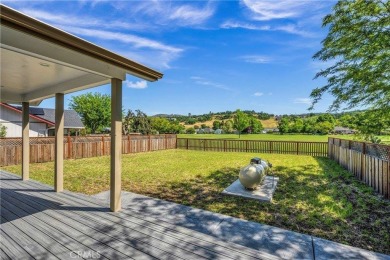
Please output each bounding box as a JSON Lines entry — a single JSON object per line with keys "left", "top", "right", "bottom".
{"left": 221, "top": 20, "right": 313, "bottom": 37}
{"left": 129, "top": 0, "right": 215, "bottom": 27}
{"left": 241, "top": 0, "right": 313, "bottom": 21}
{"left": 254, "top": 92, "right": 264, "bottom": 97}
{"left": 239, "top": 55, "right": 272, "bottom": 64}
{"left": 221, "top": 21, "right": 270, "bottom": 30}
{"left": 294, "top": 98, "right": 312, "bottom": 105}
{"left": 191, "top": 76, "right": 230, "bottom": 90}
{"left": 59, "top": 26, "right": 182, "bottom": 53}
{"left": 169, "top": 4, "right": 215, "bottom": 26}
{"left": 125, "top": 80, "right": 148, "bottom": 89}
{"left": 20, "top": 8, "right": 148, "bottom": 31}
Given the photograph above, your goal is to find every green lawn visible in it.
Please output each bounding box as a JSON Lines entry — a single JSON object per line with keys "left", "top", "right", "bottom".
{"left": 2, "top": 150, "right": 389, "bottom": 254}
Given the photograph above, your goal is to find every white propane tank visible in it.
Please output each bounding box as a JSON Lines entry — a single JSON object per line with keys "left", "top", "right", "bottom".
{"left": 260, "top": 160, "right": 269, "bottom": 174}
{"left": 239, "top": 163, "right": 265, "bottom": 189}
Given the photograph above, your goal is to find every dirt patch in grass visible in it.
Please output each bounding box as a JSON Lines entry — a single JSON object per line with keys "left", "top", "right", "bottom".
{"left": 2, "top": 150, "right": 389, "bottom": 254}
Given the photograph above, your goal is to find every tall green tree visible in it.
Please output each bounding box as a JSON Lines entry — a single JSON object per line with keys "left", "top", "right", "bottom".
{"left": 278, "top": 117, "right": 290, "bottom": 134}
{"left": 69, "top": 93, "right": 111, "bottom": 134}
{"left": 248, "top": 117, "right": 263, "bottom": 134}
{"left": 311, "top": 0, "right": 390, "bottom": 114}
{"left": 233, "top": 109, "right": 249, "bottom": 138}
{"left": 123, "top": 109, "right": 152, "bottom": 135}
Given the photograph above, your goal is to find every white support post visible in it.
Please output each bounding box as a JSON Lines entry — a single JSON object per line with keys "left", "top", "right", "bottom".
{"left": 22, "top": 102, "right": 29, "bottom": 180}
{"left": 110, "top": 78, "right": 122, "bottom": 212}
{"left": 55, "top": 93, "right": 64, "bottom": 192}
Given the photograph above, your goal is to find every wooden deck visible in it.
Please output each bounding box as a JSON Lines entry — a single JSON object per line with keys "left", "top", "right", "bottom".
{"left": 0, "top": 171, "right": 274, "bottom": 260}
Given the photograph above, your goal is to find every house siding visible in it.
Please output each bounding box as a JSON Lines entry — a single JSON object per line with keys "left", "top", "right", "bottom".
{"left": 0, "top": 108, "right": 48, "bottom": 137}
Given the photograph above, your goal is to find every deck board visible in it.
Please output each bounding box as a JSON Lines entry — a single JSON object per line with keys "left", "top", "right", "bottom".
{"left": 0, "top": 171, "right": 274, "bottom": 260}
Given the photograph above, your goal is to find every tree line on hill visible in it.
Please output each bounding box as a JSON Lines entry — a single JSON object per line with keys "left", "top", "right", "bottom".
{"left": 69, "top": 92, "right": 389, "bottom": 141}
{"left": 277, "top": 110, "right": 390, "bottom": 142}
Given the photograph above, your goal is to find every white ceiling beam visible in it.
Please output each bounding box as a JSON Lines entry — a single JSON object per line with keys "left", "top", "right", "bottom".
{"left": 22, "top": 74, "right": 110, "bottom": 102}
{"left": 0, "top": 90, "right": 22, "bottom": 103}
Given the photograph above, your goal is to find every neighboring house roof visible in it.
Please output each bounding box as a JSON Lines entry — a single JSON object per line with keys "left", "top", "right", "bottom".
{"left": 1, "top": 102, "right": 84, "bottom": 128}
{"left": 39, "top": 108, "right": 84, "bottom": 129}
{"left": 0, "top": 102, "right": 54, "bottom": 126}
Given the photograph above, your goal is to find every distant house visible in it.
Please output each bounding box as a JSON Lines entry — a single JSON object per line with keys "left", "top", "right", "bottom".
{"left": 333, "top": 126, "right": 356, "bottom": 134}
{"left": 263, "top": 128, "right": 279, "bottom": 133}
{"left": 0, "top": 103, "right": 84, "bottom": 137}
{"left": 214, "top": 129, "right": 223, "bottom": 134}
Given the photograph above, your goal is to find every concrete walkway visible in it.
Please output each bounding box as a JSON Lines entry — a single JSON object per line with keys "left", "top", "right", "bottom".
{"left": 93, "top": 191, "right": 390, "bottom": 260}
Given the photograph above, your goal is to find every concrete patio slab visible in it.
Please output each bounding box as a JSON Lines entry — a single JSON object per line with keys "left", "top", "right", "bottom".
{"left": 313, "top": 237, "right": 390, "bottom": 260}
{"left": 92, "top": 190, "right": 313, "bottom": 259}
{"left": 222, "top": 176, "right": 279, "bottom": 202}
{"left": 92, "top": 190, "right": 390, "bottom": 260}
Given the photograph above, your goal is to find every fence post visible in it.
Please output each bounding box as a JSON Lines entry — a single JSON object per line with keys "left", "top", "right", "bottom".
{"left": 102, "top": 136, "right": 105, "bottom": 155}
{"left": 270, "top": 141, "right": 273, "bottom": 153}
{"left": 296, "top": 142, "right": 299, "bottom": 155}
{"left": 67, "top": 135, "right": 71, "bottom": 159}
{"left": 204, "top": 139, "right": 206, "bottom": 151}
{"left": 165, "top": 134, "right": 168, "bottom": 149}
{"left": 149, "top": 135, "right": 152, "bottom": 151}
{"left": 127, "top": 135, "right": 131, "bottom": 153}
{"left": 246, "top": 140, "right": 248, "bottom": 152}
{"left": 175, "top": 135, "right": 178, "bottom": 149}
{"left": 224, "top": 140, "right": 227, "bottom": 152}
{"left": 361, "top": 142, "right": 366, "bottom": 181}
{"left": 186, "top": 138, "right": 189, "bottom": 150}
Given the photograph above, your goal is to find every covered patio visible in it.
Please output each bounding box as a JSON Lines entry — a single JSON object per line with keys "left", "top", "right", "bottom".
{"left": 0, "top": 5, "right": 162, "bottom": 212}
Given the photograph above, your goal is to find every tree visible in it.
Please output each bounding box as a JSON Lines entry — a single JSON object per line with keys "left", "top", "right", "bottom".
{"left": 233, "top": 109, "right": 249, "bottom": 138}
{"left": 212, "top": 120, "right": 221, "bottom": 130}
{"left": 354, "top": 110, "right": 390, "bottom": 138}
{"left": 311, "top": 0, "right": 390, "bottom": 115}
{"left": 151, "top": 117, "right": 184, "bottom": 134}
{"left": 291, "top": 118, "right": 304, "bottom": 133}
{"left": 122, "top": 110, "right": 135, "bottom": 135}
{"left": 69, "top": 92, "right": 111, "bottom": 134}
{"left": 222, "top": 120, "right": 233, "bottom": 133}
{"left": 0, "top": 124, "right": 6, "bottom": 137}
{"left": 186, "top": 127, "right": 196, "bottom": 134}
{"left": 278, "top": 117, "right": 290, "bottom": 134}
{"left": 247, "top": 117, "right": 263, "bottom": 134}
{"left": 133, "top": 110, "right": 152, "bottom": 134}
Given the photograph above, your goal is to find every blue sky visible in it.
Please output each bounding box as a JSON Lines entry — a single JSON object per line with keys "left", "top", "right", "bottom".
{"left": 5, "top": 0, "right": 337, "bottom": 115}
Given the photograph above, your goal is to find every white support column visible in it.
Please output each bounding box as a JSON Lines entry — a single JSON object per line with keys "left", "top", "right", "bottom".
{"left": 55, "top": 93, "right": 64, "bottom": 192}
{"left": 22, "top": 102, "right": 29, "bottom": 180}
{"left": 110, "top": 78, "right": 122, "bottom": 212}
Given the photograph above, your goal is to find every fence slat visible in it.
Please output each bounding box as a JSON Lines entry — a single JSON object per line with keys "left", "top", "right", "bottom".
{"left": 177, "top": 138, "right": 328, "bottom": 156}
{"left": 0, "top": 135, "right": 177, "bottom": 166}
{"left": 328, "top": 137, "right": 390, "bottom": 199}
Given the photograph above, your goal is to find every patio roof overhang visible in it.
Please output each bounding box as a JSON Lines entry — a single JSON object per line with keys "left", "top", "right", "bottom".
{"left": 0, "top": 4, "right": 163, "bottom": 212}
{"left": 0, "top": 4, "right": 163, "bottom": 105}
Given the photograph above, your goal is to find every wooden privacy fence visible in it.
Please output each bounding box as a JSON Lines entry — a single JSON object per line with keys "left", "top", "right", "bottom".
{"left": 328, "top": 137, "right": 390, "bottom": 199}
{"left": 177, "top": 138, "right": 328, "bottom": 157}
{"left": 0, "top": 135, "right": 177, "bottom": 166}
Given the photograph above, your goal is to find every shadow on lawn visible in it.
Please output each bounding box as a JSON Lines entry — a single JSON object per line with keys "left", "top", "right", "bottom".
{"left": 143, "top": 156, "right": 390, "bottom": 255}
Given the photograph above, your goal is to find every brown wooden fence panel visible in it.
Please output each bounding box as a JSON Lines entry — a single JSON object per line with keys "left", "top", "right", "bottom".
{"left": 176, "top": 138, "right": 328, "bottom": 157}
{"left": 0, "top": 135, "right": 176, "bottom": 166}
{"left": 328, "top": 137, "right": 390, "bottom": 199}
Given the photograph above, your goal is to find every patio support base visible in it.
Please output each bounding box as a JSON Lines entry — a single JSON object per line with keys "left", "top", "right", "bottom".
{"left": 110, "top": 78, "right": 122, "bottom": 212}
{"left": 55, "top": 93, "right": 64, "bottom": 192}
{"left": 22, "top": 102, "right": 29, "bottom": 181}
